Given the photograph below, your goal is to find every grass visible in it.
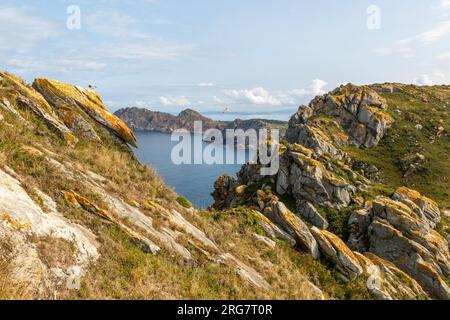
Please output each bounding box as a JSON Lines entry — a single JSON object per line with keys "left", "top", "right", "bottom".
{"left": 0, "top": 237, "right": 31, "bottom": 300}
{"left": 0, "top": 88, "right": 340, "bottom": 300}
{"left": 343, "top": 86, "right": 450, "bottom": 209}
{"left": 316, "top": 205, "right": 360, "bottom": 241}
{"left": 1, "top": 76, "right": 446, "bottom": 300}
{"left": 176, "top": 196, "right": 192, "bottom": 209}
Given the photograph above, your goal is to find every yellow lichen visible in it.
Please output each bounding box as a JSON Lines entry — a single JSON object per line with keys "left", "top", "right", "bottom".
{"left": 292, "top": 143, "right": 314, "bottom": 157}
{"left": 395, "top": 187, "right": 438, "bottom": 207}
{"left": 34, "top": 78, "right": 137, "bottom": 147}
{"left": 235, "top": 185, "right": 247, "bottom": 195}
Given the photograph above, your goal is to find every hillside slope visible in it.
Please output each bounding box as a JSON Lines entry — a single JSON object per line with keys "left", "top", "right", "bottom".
{"left": 0, "top": 72, "right": 448, "bottom": 300}
{"left": 0, "top": 72, "right": 342, "bottom": 300}
{"left": 212, "top": 83, "right": 450, "bottom": 300}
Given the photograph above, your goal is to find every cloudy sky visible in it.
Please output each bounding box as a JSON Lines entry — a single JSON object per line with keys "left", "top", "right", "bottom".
{"left": 1, "top": 0, "right": 449, "bottom": 120}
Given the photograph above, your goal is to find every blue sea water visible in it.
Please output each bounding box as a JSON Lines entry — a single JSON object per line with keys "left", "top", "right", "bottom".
{"left": 133, "top": 131, "right": 255, "bottom": 208}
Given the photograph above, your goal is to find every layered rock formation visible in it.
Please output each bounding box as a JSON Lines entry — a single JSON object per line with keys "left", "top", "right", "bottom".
{"left": 1, "top": 72, "right": 448, "bottom": 300}
{"left": 1, "top": 72, "right": 285, "bottom": 298}
{"left": 212, "top": 83, "right": 449, "bottom": 300}
{"left": 33, "top": 78, "right": 137, "bottom": 147}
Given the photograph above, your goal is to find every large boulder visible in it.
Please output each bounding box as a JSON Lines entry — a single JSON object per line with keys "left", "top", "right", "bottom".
{"left": 33, "top": 79, "right": 101, "bottom": 143}
{"left": 297, "top": 200, "right": 329, "bottom": 230}
{"left": 348, "top": 192, "right": 450, "bottom": 299}
{"left": 393, "top": 186, "right": 441, "bottom": 228}
{"left": 279, "top": 150, "right": 352, "bottom": 209}
{"left": 310, "top": 227, "right": 363, "bottom": 281}
{"left": 368, "top": 220, "right": 450, "bottom": 300}
{"left": 0, "top": 168, "right": 98, "bottom": 292}
{"left": 270, "top": 201, "right": 320, "bottom": 259}
{"left": 354, "top": 252, "right": 427, "bottom": 300}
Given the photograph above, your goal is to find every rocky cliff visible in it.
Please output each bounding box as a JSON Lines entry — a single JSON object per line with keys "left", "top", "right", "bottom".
{"left": 115, "top": 107, "right": 287, "bottom": 136}
{"left": 1, "top": 72, "right": 448, "bottom": 300}
{"left": 0, "top": 72, "right": 320, "bottom": 300}
{"left": 212, "top": 83, "right": 450, "bottom": 300}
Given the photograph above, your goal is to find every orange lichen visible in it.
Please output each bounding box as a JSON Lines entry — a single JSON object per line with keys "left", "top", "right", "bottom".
{"left": 34, "top": 78, "right": 137, "bottom": 147}
{"left": 63, "top": 191, "right": 79, "bottom": 207}
{"left": 292, "top": 143, "right": 313, "bottom": 157}
{"left": 0, "top": 72, "right": 51, "bottom": 112}
{"left": 235, "top": 185, "right": 247, "bottom": 195}
{"left": 1, "top": 213, "right": 32, "bottom": 231}
{"left": 395, "top": 186, "right": 438, "bottom": 207}
{"left": 368, "top": 107, "right": 393, "bottom": 123}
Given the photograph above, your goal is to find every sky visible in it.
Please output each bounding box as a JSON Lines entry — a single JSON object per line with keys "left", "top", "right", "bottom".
{"left": 1, "top": 0, "right": 449, "bottom": 120}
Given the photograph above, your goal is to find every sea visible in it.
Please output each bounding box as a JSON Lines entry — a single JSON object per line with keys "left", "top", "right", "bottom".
{"left": 133, "top": 131, "right": 255, "bottom": 208}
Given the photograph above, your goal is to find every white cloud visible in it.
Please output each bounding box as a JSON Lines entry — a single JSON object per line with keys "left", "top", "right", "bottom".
{"left": 6, "top": 56, "right": 106, "bottom": 75}
{"left": 413, "top": 71, "right": 445, "bottom": 86}
{"left": 98, "top": 41, "right": 191, "bottom": 61}
{"left": 310, "top": 79, "right": 328, "bottom": 95}
{"left": 213, "top": 96, "right": 225, "bottom": 104}
{"left": 198, "top": 82, "right": 214, "bottom": 87}
{"left": 84, "top": 10, "right": 191, "bottom": 61}
{"left": 413, "top": 75, "right": 435, "bottom": 86}
{"left": 159, "top": 96, "right": 191, "bottom": 107}
{"left": 374, "top": 13, "right": 450, "bottom": 57}
{"left": 222, "top": 79, "right": 328, "bottom": 107}
{"left": 438, "top": 51, "right": 450, "bottom": 59}
{"left": 0, "top": 5, "right": 61, "bottom": 52}
{"left": 398, "top": 20, "right": 450, "bottom": 45}
{"left": 441, "top": 0, "right": 450, "bottom": 9}
{"left": 129, "top": 100, "right": 147, "bottom": 107}
{"left": 224, "top": 87, "right": 282, "bottom": 106}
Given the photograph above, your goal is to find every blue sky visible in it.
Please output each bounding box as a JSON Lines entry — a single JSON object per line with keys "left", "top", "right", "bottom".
{"left": 1, "top": 0, "right": 449, "bottom": 120}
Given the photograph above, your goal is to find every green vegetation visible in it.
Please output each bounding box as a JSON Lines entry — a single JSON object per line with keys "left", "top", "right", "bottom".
{"left": 318, "top": 205, "right": 360, "bottom": 241}
{"left": 344, "top": 85, "right": 450, "bottom": 209}
{"left": 176, "top": 196, "right": 192, "bottom": 209}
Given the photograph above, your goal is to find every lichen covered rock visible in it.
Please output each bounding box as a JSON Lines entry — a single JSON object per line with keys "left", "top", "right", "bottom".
{"left": 311, "top": 227, "right": 363, "bottom": 281}
{"left": 0, "top": 72, "right": 78, "bottom": 147}
{"left": 286, "top": 83, "right": 393, "bottom": 149}
{"left": 348, "top": 193, "right": 450, "bottom": 299}
{"left": 270, "top": 201, "right": 320, "bottom": 259}
{"left": 33, "top": 78, "right": 137, "bottom": 147}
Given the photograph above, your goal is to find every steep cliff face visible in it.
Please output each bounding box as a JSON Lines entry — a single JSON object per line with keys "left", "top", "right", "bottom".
{"left": 212, "top": 83, "right": 450, "bottom": 300}
{"left": 114, "top": 107, "right": 287, "bottom": 136}
{"left": 0, "top": 72, "right": 327, "bottom": 300}
{"left": 1, "top": 72, "right": 448, "bottom": 300}
{"left": 114, "top": 107, "right": 219, "bottom": 133}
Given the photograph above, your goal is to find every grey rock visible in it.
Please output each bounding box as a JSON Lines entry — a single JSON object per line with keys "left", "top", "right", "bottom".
{"left": 297, "top": 201, "right": 329, "bottom": 230}
{"left": 271, "top": 201, "right": 320, "bottom": 259}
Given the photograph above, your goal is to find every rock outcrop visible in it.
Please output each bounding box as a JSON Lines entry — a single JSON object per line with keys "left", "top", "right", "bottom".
{"left": 348, "top": 192, "right": 450, "bottom": 299}
{"left": 1, "top": 72, "right": 448, "bottom": 300}
{"left": 211, "top": 83, "right": 449, "bottom": 300}
{"left": 33, "top": 79, "right": 137, "bottom": 147}
{"left": 286, "top": 83, "right": 394, "bottom": 150}
{"left": 0, "top": 167, "right": 98, "bottom": 294}
{"left": 114, "top": 107, "right": 288, "bottom": 147}
{"left": 0, "top": 72, "right": 278, "bottom": 297}
{"left": 0, "top": 72, "right": 78, "bottom": 147}
{"left": 270, "top": 201, "right": 320, "bottom": 259}
{"left": 311, "top": 227, "right": 363, "bottom": 281}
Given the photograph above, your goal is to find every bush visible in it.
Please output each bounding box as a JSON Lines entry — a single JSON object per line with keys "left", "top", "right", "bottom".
{"left": 176, "top": 196, "right": 192, "bottom": 209}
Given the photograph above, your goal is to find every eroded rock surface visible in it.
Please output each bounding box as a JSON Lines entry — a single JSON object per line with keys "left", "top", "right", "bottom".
{"left": 33, "top": 78, "right": 137, "bottom": 147}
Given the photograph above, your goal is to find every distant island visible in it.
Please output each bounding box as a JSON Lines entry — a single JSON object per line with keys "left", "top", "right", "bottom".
{"left": 114, "top": 107, "right": 288, "bottom": 135}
